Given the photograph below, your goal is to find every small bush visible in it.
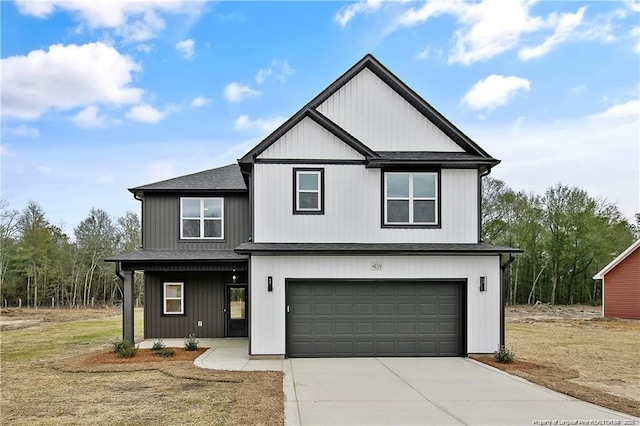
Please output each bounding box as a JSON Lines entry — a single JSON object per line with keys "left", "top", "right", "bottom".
{"left": 151, "top": 339, "right": 165, "bottom": 351}
{"left": 154, "top": 348, "right": 176, "bottom": 358}
{"left": 113, "top": 339, "right": 137, "bottom": 358}
{"left": 184, "top": 334, "right": 199, "bottom": 351}
{"left": 494, "top": 345, "right": 515, "bottom": 364}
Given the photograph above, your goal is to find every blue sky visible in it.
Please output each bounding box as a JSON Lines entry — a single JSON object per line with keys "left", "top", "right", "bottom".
{"left": 1, "top": 0, "right": 639, "bottom": 235}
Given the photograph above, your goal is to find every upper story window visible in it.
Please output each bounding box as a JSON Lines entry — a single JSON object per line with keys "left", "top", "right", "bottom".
{"left": 384, "top": 172, "right": 439, "bottom": 226}
{"left": 180, "top": 197, "right": 224, "bottom": 239}
{"left": 293, "top": 168, "right": 324, "bottom": 214}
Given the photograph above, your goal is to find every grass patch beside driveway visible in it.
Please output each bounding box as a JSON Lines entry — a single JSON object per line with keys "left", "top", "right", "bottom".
{"left": 0, "top": 308, "right": 283, "bottom": 426}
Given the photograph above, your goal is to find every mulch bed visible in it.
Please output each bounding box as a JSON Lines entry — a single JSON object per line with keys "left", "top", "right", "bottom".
{"left": 79, "top": 348, "right": 207, "bottom": 366}
{"left": 471, "top": 356, "right": 640, "bottom": 418}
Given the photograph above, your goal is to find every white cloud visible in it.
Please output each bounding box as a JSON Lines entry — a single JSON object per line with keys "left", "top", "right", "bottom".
{"left": 461, "top": 75, "right": 530, "bottom": 114}
{"left": 588, "top": 100, "right": 640, "bottom": 119}
{"left": 470, "top": 113, "right": 639, "bottom": 219}
{"left": 125, "top": 104, "right": 166, "bottom": 124}
{"left": 335, "top": 0, "right": 383, "bottom": 27}
{"left": 136, "top": 43, "right": 153, "bottom": 53}
{"left": 234, "top": 115, "right": 285, "bottom": 134}
{"left": 3, "top": 125, "right": 39, "bottom": 138}
{"left": 254, "top": 60, "right": 294, "bottom": 85}
{"left": 176, "top": 38, "right": 195, "bottom": 59}
{"left": 1, "top": 42, "right": 143, "bottom": 120}
{"left": 518, "top": 7, "right": 586, "bottom": 60}
{"left": 224, "top": 82, "right": 260, "bottom": 103}
{"left": 71, "top": 105, "right": 111, "bottom": 128}
{"left": 255, "top": 67, "right": 272, "bottom": 85}
{"left": 415, "top": 45, "right": 431, "bottom": 60}
{"left": 14, "top": 1, "right": 207, "bottom": 42}
{"left": 0, "top": 145, "right": 16, "bottom": 157}
{"left": 396, "top": 0, "right": 544, "bottom": 65}
{"left": 190, "top": 96, "right": 211, "bottom": 108}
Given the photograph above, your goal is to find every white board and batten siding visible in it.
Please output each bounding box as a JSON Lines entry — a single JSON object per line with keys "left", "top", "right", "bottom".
{"left": 317, "top": 68, "right": 464, "bottom": 153}
{"left": 258, "top": 117, "right": 364, "bottom": 160}
{"left": 253, "top": 163, "right": 478, "bottom": 243}
{"left": 250, "top": 255, "right": 501, "bottom": 356}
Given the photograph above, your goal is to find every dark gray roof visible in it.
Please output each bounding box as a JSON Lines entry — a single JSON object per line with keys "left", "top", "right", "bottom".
{"left": 106, "top": 249, "right": 248, "bottom": 262}
{"left": 235, "top": 243, "right": 522, "bottom": 255}
{"left": 129, "top": 164, "right": 246, "bottom": 193}
{"left": 367, "top": 151, "right": 500, "bottom": 168}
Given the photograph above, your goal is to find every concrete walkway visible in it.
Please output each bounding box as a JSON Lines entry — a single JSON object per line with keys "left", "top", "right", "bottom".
{"left": 139, "top": 339, "right": 638, "bottom": 426}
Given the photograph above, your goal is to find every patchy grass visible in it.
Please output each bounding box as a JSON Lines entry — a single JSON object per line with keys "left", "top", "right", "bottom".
{"left": 474, "top": 305, "right": 640, "bottom": 417}
{"left": 0, "top": 308, "right": 284, "bottom": 425}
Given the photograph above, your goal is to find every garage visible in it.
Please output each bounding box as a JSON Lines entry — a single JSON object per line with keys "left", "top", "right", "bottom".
{"left": 286, "top": 280, "right": 466, "bottom": 357}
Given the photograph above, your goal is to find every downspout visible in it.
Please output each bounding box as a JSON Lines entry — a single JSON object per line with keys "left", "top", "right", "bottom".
{"left": 500, "top": 254, "right": 516, "bottom": 348}
{"left": 115, "top": 261, "right": 124, "bottom": 281}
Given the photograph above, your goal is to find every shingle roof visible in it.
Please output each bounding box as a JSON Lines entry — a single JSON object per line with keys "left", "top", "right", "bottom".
{"left": 129, "top": 164, "right": 246, "bottom": 193}
{"left": 105, "top": 249, "right": 248, "bottom": 262}
{"left": 235, "top": 243, "right": 522, "bottom": 255}
{"left": 367, "top": 151, "right": 500, "bottom": 168}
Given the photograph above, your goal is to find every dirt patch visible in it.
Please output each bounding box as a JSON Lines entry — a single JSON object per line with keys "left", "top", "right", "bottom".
{"left": 472, "top": 356, "right": 640, "bottom": 418}
{"left": 51, "top": 350, "right": 284, "bottom": 425}
{"left": 501, "top": 305, "right": 640, "bottom": 417}
{"left": 0, "top": 307, "right": 126, "bottom": 330}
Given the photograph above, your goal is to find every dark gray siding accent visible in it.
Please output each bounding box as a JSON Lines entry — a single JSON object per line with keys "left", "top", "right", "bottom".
{"left": 144, "top": 271, "right": 246, "bottom": 338}
{"left": 143, "top": 193, "right": 250, "bottom": 250}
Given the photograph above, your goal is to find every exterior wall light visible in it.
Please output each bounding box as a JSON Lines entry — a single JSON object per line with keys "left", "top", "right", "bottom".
{"left": 268, "top": 276, "right": 273, "bottom": 292}
{"left": 480, "top": 276, "right": 487, "bottom": 292}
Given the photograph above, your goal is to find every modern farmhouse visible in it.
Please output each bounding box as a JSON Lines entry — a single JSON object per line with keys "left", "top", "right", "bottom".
{"left": 107, "top": 54, "right": 521, "bottom": 357}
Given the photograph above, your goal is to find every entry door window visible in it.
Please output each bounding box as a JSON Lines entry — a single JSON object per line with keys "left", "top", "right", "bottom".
{"left": 229, "top": 287, "right": 246, "bottom": 319}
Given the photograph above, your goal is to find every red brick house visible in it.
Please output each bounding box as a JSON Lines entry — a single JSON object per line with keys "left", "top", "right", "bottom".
{"left": 593, "top": 240, "right": 640, "bottom": 320}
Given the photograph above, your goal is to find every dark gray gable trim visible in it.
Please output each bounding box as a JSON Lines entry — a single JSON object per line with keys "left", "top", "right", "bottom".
{"left": 239, "top": 109, "right": 376, "bottom": 164}
{"left": 239, "top": 54, "right": 495, "bottom": 166}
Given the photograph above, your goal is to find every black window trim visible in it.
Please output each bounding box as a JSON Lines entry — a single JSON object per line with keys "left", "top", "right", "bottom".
{"left": 293, "top": 168, "right": 325, "bottom": 215}
{"left": 179, "top": 197, "right": 225, "bottom": 241}
{"left": 380, "top": 168, "right": 442, "bottom": 229}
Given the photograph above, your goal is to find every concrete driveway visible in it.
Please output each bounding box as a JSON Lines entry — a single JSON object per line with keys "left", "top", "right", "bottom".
{"left": 283, "top": 358, "right": 638, "bottom": 426}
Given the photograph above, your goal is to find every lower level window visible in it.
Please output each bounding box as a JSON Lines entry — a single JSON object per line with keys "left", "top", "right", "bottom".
{"left": 163, "top": 282, "right": 184, "bottom": 315}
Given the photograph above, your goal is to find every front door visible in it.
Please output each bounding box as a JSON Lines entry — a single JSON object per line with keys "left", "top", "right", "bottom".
{"left": 225, "top": 284, "right": 248, "bottom": 337}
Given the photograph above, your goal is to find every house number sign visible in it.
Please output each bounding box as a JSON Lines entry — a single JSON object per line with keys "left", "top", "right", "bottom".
{"left": 371, "top": 262, "right": 383, "bottom": 271}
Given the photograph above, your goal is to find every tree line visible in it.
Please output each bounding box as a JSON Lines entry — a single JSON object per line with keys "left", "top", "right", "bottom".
{"left": 1, "top": 178, "right": 638, "bottom": 307}
{"left": 0, "top": 200, "right": 142, "bottom": 308}
{"left": 483, "top": 178, "right": 638, "bottom": 305}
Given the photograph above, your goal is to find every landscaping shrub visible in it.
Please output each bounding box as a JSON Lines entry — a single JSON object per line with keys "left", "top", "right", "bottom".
{"left": 113, "top": 339, "right": 137, "bottom": 358}
{"left": 184, "top": 334, "right": 199, "bottom": 351}
{"left": 151, "top": 339, "right": 165, "bottom": 351}
{"left": 494, "top": 345, "right": 515, "bottom": 363}
{"left": 154, "top": 348, "right": 176, "bottom": 357}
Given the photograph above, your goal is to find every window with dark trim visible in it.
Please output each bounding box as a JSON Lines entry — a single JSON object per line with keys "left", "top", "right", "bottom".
{"left": 293, "top": 168, "right": 324, "bottom": 214}
{"left": 163, "top": 282, "right": 184, "bottom": 315}
{"left": 180, "top": 197, "right": 224, "bottom": 239}
{"left": 383, "top": 172, "right": 438, "bottom": 226}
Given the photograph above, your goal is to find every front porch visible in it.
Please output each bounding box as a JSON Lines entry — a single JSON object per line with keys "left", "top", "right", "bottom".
{"left": 105, "top": 249, "right": 249, "bottom": 344}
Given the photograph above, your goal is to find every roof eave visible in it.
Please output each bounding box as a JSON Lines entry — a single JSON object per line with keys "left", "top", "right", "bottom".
{"left": 593, "top": 239, "right": 640, "bottom": 279}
